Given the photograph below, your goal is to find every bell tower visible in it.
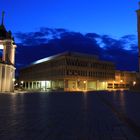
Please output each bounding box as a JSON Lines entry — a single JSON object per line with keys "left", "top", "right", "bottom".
{"left": 0, "top": 11, "right": 16, "bottom": 92}
{"left": 136, "top": 2, "right": 140, "bottom": 73}
{"left": 0, "top": 11, "right": 16, "bottom": 65}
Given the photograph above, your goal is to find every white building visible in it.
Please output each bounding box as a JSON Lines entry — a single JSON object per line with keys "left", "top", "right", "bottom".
{"left": 0, "top": 12, "right": 16, "bottom": 92}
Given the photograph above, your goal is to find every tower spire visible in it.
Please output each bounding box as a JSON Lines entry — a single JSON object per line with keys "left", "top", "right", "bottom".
{"left": 1, "top": 11, "right": 5, "bottom": 25}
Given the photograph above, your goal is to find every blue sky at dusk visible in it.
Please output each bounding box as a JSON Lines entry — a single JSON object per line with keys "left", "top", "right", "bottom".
{"left": 0, "top": 0, "right": 139, "bottom": 72}
{"left": 0, "top": 0, "right": 138, "bottom": 37}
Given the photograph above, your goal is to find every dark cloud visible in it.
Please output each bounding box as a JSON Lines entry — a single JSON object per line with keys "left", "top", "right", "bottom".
{"left": 15, "top": 27, "right": 138, "bottom": 73}
{"left": 15, "top": 28, "right": 69, "bottom": 46}
{"left": 15, "top": 32, "right": 48, "bottom": 45}
{"left": 85, "top": 33, "right": 101, "bottom": 38}
{"left": 121, "top": 35, "right": 136, "bottom": 41}
{"left": 100, "top": 35, "right": 138, "bottom": 71}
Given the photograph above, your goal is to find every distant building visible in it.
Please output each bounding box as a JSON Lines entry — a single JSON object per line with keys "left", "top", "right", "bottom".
{"left": 19, "top": 52, "right": 136, "bottom": 91}
{"left": 108, "top": 70, "right": 136, "bottom": 89}
{"left": 0, "top": 12, "right": 16, "bottom": 92}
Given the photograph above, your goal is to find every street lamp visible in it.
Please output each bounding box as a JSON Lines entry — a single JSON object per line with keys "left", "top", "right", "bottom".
{"left": 83, "top": 81, "right": 86, "bottom": 84}
{"left": 83, "top": 81, "right": 87, "bottom": 91}
{"left": 12, "top": 78, "right": 16, "bottom": 82}
{"left": 20, "top": 81, "right": 24, "bottom": 89}
{"left": 133, "top": 81, "right": 136, "bottom": 86}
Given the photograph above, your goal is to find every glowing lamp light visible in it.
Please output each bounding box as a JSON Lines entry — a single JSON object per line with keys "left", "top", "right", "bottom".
{"left": 120, "top": 80, "right": 123, "bottom": 83}
{"left": 12, "top": 78, "right": 16, "bottom": 82}
{"left": 133, "top": 81, "right": 136, "bottom": 86}
{"left": 21, "top": 81, "right": 24, "bottom": 84}
{"left": 83, "top": 81, "right": 86, "bottom": 84}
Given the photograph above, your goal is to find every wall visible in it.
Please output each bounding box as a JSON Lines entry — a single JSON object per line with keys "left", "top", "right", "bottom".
{"left": 0, "top": 63, "right": 15, "bottom": 92}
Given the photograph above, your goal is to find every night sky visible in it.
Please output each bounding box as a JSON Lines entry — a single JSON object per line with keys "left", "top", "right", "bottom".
{"left": 0, "top": 0, "right": 139, "bottom": 72}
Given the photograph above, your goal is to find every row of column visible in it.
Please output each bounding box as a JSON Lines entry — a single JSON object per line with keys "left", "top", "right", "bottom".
{"left": 23, "top": 81, "right": 64, "bottom": 91}
{"left": 22, "top": 80, "right": 109, "bottom": 91}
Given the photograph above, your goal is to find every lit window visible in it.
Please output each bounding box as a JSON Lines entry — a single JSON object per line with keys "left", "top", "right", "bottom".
{"left": 0, "top": 44, "right": 4, "bottom": 49}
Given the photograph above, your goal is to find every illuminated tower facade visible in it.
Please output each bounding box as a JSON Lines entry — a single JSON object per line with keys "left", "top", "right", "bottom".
{"left": 136, "top": 3, "right": 140, "bottom": 73}
{"left": 0, "top": 12, "right": 16, "bottom": 92}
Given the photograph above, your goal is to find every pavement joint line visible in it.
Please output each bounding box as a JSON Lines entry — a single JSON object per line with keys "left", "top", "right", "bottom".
{"left": 97, "top": 94, "right": 140, "bottom": 139}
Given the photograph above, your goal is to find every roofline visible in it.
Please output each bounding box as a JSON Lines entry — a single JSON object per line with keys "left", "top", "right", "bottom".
{"left": 21, "top": 51, "right": 114, "bottom": 70}
{"left": 30, "top": 51, "right": 99, "bottom": 65}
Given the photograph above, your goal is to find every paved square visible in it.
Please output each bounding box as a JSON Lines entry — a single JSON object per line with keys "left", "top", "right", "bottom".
{"left": 0, "top": 91, "right": 139, "bottom": 140}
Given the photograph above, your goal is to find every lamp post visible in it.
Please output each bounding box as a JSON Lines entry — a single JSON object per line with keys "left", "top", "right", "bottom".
{"left": 83, "top": 80, "right": 87, "bottom": 91}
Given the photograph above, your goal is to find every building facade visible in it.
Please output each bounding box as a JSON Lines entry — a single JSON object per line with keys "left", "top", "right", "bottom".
{"left": 107, "top": 70, "right": 137, "bottom": 89}
{"left": 0, "top": 12, "right": 16, "bottom": 92}
{"left": 20, "top": 52, "right": 137, "bottom": 91}
{"left": 20, "top": 51, "right": 132, "bottom": 92}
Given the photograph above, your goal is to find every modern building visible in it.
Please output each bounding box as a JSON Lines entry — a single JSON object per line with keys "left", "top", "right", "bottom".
{"left": 19, "top": 52, "right": 137, "bottom": 91}
{"left": 20, "top": 52, "right": 115, "bottom": 91}
{"left": 0, "top": 12, "right": 16, "bottom": 92}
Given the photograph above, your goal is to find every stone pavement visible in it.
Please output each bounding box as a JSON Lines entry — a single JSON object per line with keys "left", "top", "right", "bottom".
{"left": 0, "top": 91, "right": 139, "bottom": 140}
